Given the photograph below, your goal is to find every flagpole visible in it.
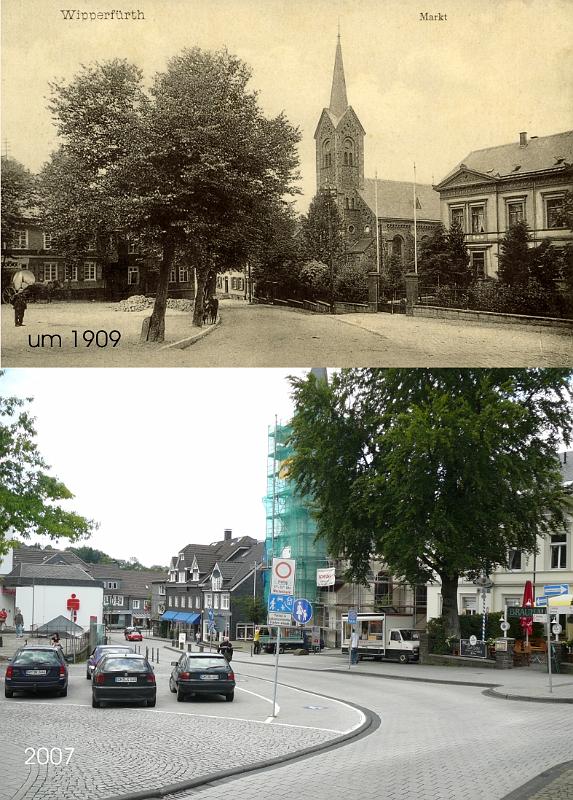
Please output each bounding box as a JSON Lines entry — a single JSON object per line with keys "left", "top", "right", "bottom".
{"left": 375, "top": 171, "right": 380, "bottom": 274}
{"left": 413, "top": 163, "right": 418, "bottom": 275}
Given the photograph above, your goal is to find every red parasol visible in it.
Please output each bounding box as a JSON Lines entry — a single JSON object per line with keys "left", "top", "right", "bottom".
{"left": 520, "top": 580, "right": 534, "bottom": 643}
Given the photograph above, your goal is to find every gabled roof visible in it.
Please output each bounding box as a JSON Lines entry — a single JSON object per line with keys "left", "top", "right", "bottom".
{"left": 359, "top": 178, "right": 440, "bottom": 222}
{"left": 36, "top": 615, "right": 84, "bottom": 635}
{"left": 87, "top": 565, "right": 165, "bottom": 596}
{"left": 199, "top": 541, "right": 264, "bottom": 590}
{"left": 346, "top": 236, "right": 374, "bottom": 254}
{"left": 437, "top": 130, "right": 573, "bottom": 185}
{"left": 12, "top": 546, "right": 90, "bottom": 569}
{"left": 8, "top": 563, "right": 95, "bottom": 581}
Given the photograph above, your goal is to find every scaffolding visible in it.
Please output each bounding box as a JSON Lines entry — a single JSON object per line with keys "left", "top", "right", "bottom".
{"left": 263, "top": 419, "right": 328, "bottom": 606}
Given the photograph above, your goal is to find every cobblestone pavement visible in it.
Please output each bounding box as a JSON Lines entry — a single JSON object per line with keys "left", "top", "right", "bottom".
{"left": 1, "top": 662, "right": 352, "bottom": 800}
{"left": 2, "top": 303, "right": 571, "bottom": 367}
{"left": 167, "top": 662, "right": 573, "bottom": 800}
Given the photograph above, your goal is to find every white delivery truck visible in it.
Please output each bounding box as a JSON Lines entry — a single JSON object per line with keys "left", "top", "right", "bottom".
{"left": 341, "top": 612, "right": 420, "bottom": 663}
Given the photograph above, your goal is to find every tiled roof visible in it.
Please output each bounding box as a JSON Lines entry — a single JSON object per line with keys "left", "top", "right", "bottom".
{"left": 87, "top": 565, "right": 166, "bottom": 596}
{"left": 346, "top": 236, "right": 374, "bottom": 254}
{"left": 12, "top": 546, "right": 90, "bottom": 569}
{"left": 10, "top": 563, "right": 95, "bottom": 581}
{"left": 438, "top": 131, "right": 573, "bottom": 183}
{"left": 359, "top": 178, "right": 440, "bottom": 221}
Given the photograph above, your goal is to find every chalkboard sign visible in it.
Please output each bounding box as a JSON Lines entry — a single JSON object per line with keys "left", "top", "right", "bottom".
{"left": 460, "top": 639, "right": 487, "bottom": 658}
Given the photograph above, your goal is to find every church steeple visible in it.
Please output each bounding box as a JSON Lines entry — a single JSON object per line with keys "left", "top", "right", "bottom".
{"left": 329, "top": 34, "right": 348, "bottom": 118}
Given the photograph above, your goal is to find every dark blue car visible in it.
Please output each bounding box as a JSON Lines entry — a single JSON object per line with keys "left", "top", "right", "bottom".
{"left": 5, "top": 645, "right": 68, "bottom": 698}
{"left": 86, "top": 645, "right": 133, "bottom": 679}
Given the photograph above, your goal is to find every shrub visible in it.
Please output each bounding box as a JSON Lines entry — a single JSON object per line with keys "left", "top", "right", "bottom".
{"left": 335, "top": 263, "right": 368, "bottom": 303}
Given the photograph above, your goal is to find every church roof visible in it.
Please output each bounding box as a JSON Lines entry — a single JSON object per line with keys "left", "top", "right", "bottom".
{"left": 346, "top": 237, "right": 374, "bottom": 254}
{"left": 437, "top": 130, "right": 573, "bottom": 185}
{"left": 329, "top": 35, "right": 348, "bottom": 119}
{"left": 359, "top": 178, "right": 441, "bottom": 222}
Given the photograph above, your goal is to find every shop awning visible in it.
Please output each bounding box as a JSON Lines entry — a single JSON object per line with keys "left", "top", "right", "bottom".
{"left": 172, "top": 612, "right": 200, "bottom": 623}
{"left": 161, "top": 611, "right": 177, "bottom": 621}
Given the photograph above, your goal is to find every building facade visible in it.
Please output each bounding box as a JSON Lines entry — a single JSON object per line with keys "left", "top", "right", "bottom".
{"left": 434, "top": 130, "right": 573, "bottom": 279}
{"left": 314, "top": 36, "right": 440, "bottom": 271}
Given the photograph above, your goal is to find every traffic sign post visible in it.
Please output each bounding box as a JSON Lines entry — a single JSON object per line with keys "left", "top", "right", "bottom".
{"left": 270, "top": 557, "right": 296, "bottom": 718}
{"left": 347, "top": 608, "right": 357, "bottom": 669}
{"left": 292, "top": 598, "right": 313, "bottom": 625}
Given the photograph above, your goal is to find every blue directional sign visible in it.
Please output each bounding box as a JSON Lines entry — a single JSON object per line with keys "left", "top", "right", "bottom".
{"left": 544, "top": 584, "right": 569, "bottom": 597}
{"left": 348, "top": 608, "right": 357, "bottom": 625}
{"left": 292, "top": 598, "right": 313, "bottom": 624}
{"left": 268, "top": 593, "right": 294, "bottom": 614}
{"left": 536, "top": 596, "right": 548, "bottom": 606}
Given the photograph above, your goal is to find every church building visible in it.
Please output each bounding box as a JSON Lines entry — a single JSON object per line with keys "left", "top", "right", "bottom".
{"left": 314, "top": 36, "right": 441, "bottom": 269}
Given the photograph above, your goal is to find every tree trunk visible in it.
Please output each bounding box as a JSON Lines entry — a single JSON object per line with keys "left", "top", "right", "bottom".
{"left": 440, "top": 572, "right": 460, "bottom": 638}
{"left": 193, "top": 263, "right": 210, "bottom": 327}
{"left": 146, "top": 235, "right": 175, "bottom": 343}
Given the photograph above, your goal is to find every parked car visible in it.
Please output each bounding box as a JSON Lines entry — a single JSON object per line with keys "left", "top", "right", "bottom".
{"left": 5, "top": 645, "right": 68, "bottom": 698}
{"left": 125, "top": 629, "right": 143, "bottom": 642}
{"left": 86, "top": 645, "right": 134, "bottom": 679}
{"left": 92, "top": 653, "right": 156, "bottom": 708}
{"left": 169, "top": 652, "right": 235, "bottom": 702}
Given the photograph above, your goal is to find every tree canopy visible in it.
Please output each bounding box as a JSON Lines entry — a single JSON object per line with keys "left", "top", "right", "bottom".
{"left": 0, "top": 372, "right": 98, "bottom": 556}
{"left": 1, "top": 157, "right": 36, "bottom": 245}
{"left": 287, "top": 368, "right": 573, "bottom": 636}
{"left": 299, "top": 193, "right": 344, "bottom": 268}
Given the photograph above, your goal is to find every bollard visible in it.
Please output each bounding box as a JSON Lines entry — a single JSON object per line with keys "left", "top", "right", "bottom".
{"left": 145, "top": 646, "right": 149, "bottom": 660}
{"left": 156, "top": 648, "right": 159, "bottom": 664}
{"left": 187, "top": 643, "right": 192, "bottom": 652}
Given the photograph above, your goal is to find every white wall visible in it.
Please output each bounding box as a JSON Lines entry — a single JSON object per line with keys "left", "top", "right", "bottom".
{"left": 16, "top": 584, "right": 103, "bottom": 630}
{"left": 0, "top": 548, "right": 14, "bottom": 576}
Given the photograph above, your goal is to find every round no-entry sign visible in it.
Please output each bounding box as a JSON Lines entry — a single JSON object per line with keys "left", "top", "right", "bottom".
{"left": 275, "top": 560, "right": 293, "bottom": 579}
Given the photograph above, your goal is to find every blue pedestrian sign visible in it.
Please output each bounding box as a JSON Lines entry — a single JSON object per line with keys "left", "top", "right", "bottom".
{"left": 207, "top": 608, "right": 214, "bottom": 623}
{"left": 348, "top": 608, "right": 357, "bottom": 625}
{"left": 536, "top": 596, "right": 547, "bottom": 606}
{"left": 292, "top": 598, "right": 313, "bottom": 624}
{"left": 268, "top": 593, "right": 294, "bottom": 614}
{"left": 544, "top": 584, "right": 569, "bottom": 596}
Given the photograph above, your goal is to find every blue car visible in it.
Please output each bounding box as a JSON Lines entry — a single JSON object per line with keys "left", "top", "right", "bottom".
{"left": 5, "top": 645, "right": 68, "bottom": 698}
{"left": 86, "top": 645, "right": 133, "bottom": 679}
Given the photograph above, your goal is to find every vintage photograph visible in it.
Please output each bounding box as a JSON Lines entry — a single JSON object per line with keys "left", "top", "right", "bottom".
{"left": 1, "top": 0, "right": 571, "bottom": 366}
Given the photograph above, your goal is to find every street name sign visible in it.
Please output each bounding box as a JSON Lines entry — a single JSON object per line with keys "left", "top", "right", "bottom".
{"left": 268, "top": 611, "right": 291, "bottom": 626}
{"left": 507, "top": 606, "right": 546, "bottom": 618}
{"left": 271, "top": 558, "right": 296, "bottom": 596}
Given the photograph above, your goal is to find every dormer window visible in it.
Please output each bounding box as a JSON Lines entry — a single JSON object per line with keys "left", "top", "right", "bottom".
{"left": 193, "top": 570, "right": 199, "bottom": 582}
{"left": 212, "top": 572, "right": 223, "bottom": 591}
{"left": 178, "top": 570, "right": 185, "bottom": 582}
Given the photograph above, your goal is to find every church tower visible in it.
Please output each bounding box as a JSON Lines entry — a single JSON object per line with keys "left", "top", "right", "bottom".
{"left": 314, "top": 35, "right": 367, "bottom": 238}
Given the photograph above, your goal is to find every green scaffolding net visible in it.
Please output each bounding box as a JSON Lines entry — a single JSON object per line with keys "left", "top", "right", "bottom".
{"left": 263, "top": 421, "right": 328, "bottom": 606}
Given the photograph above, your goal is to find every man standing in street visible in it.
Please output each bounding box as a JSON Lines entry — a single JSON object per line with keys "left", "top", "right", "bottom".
{"left": 350, "top": 627, "right": 360, "bottom": 665}
{"left": 14, "top": 609, "right": 24, "bottom": 638}
{"left": 11, "top": 290, "right": 28, "bottom": 327}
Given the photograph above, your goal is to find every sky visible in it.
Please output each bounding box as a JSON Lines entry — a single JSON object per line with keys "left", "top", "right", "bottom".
{"left": 2, "top": 368, "right": 310, "bottom": 566}
{"left": 2, "top": 0, "right": 572, "bottom": 212}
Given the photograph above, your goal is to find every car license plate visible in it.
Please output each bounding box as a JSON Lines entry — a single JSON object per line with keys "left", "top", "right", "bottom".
{"left": 199, "top": 674, "right": 218, "bottom": 680}
{"left": 115, "top": 676, "right": 137, "bottom": 683}
{"left": 26, "top": 670, "right": 47, "bottom": 675}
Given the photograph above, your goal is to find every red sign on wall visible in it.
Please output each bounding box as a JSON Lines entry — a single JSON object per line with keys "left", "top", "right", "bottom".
{"left": 67, "top": 593, "right": 80, "bottom": 622}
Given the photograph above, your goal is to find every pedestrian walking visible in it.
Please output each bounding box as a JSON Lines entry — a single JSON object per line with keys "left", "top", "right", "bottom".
{"left": 350, "top": 627, "right": 360, "bottom": 664}
{"left": 253, "top": 627, "right": 261, "bottom": 655}
{"left": 14, "top": 609, "right": 24, "bottom": 638}
{"left": 0, "top": 608, "right": 7, "bottom": 632}
{"left": 195, "top": 630, "right": 201, "bottom": 645}
{"left": 11, "top": 290, "right": 28, "bottom": 327}
{"left": 217, "top": 638, "right": 233, "bottom": 663}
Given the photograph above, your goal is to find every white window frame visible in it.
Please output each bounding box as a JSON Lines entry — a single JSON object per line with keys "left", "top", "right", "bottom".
{"left": 192, "top": 570, "right": 199, "bottom": 582}
{"left": 179, "top": 570, "right": 186, "bottom": 583}
{"left": 550, "top": 533, "right": 567, "bottom": 569}
{"left": 460, "top": 595, "right": 477, "bottom": 615}
{"left": 179, "top": 266, "right": 190, "bottom": 283}
{"left": 43, "top": 232, "right": 53, "bottom": 250}
{"left": 508, "top": 548, "right": 522, "bottom": 571}
{"left": 470, "top": 251, "right": 486, "bottom": 279}
{"left": 103, "top": 595, "right": 111, "bottom": 604}
{"left": 169, "top": 267, "right": 177, "bottom": 283}
{"left": 112, "top": 595, "right": 123, "bottom": 606}
{"left": 65, "top": 265, "right": 78, "bottom": 282}
{"left": 221, "top": 593, "right": 229, "bottom": 610}
{"left": 505, "top": 197, "right": 526, "bottom": 229}
{"left": 128, "top": 266, "right": 139, "bottom": 285}
{"left": 84, "top": 261, "right": 97, "bottom": 281}
{"left": 132, "top": 600, "right": 140, "bottom": 610}
{"left": 449, "top": 205, "right": 465, "bottom": 231}
{"left": 544, "top": 194, "right": 565, "bottom": 229}
{"left": 174, "top": 596, "right": 179, "bottom": 607}
{"left": 469, "top": 203, "right": 486, "bottom": 234}
{"left": 44, "top": 263, "right": 59, "bottom": 281}
{"left": 212, "top": 574, "right": 222, "bottom": 591}
{"left": 159, "top": 585, "right": 165, "bottom": 596}
{"left": 86, "top": 237, "right": 97, "bottom": 252}
{"left": 168, "top": 597, "right": 173, "bottom": 607}
{"left": 213, "top": 594, "right": 220, "bottom": 609}
{"left": 195, "top": 596, "right": 200, "bottom": 609}
{"left": 12, "top": 229, "right": 28, "bottom": 249}
{"left": 205, "top": 593, "right": 213, "bottom": 609}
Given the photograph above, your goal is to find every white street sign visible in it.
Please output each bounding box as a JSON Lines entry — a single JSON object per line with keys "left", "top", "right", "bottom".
{"left": 271, "top": 557, "right": 296, "bottom": 596}
{"left": 268, "top": 611, "right": 291, "bottom": 627}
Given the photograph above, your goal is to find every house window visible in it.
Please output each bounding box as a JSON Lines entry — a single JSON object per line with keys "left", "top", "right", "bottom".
{"left": 450, "top": 207, "right": 464, "bottom": 230}
{"left": 471, "top": 251, "right": 486, "bottom": 279}
{"left": 132, "top": 600, "right": 140, "bottom": 610}
{"left": 550, "top": 533, "right": 567, "bottom": 568}
{"left": 169, "top": 268, "right": 177, "bottom": 283}
{"left": 193, "top": 570, "right": 199, "bottom": 582}
{"left": 205, "top": 593, "right": 213, "bottom": 608}
{"left": 159, "top": 585, "right": 165, "bottom": 595}
{"left": 179, "top": 571, "right": 185, "bottom": 582}
{"left": 508, "top": 549, "right": 522, "bottom": 570}
{"left": 374, "top": 571, "right": 393, "bottom": 606}
{"left": 213, "top": 594, "right": 219, "bottom": 609}
{"left": 86, "top": 237, "right": 96, "bottom": 251}
{"left": 128, "top": 266, "right": 139, "bottom": 285}
{"left": 12, "top": 229, "right": 28, "bottom": 249}
{"left": 221, "top": 594, "right": 229, "bottom": 610}
{"left": 104, "top": 595, "right": 111, "bottom": 604}
{"left": 345, "top": 197, "right": 350, "bottom": 209}
{"left": 174, "top": 596, "right": 179, "bottom": 607}
{"left": 179, "top": 266, "right": 190, "bottom": 283}
{"left": 392, "top": 235, "right": 403, "bottom": 262}
{"left": 231, "top": 278, "right": 237, "bottom": 290}
{"left": 546, "top": 196, "right": 565, "bottom": 229}
{"left": 504, "top": 596, "right": 521, "bottom": 608}
{"left": 128, "top": 240, "right": 139, "bottom": 254}
{"left": 195, "top": 596, "right": 200, "bottom": 609}
{"left": 44, "top": 263, "right": 59, "bottom": 281}
{"left": 65, "top": 265, "right": 78, "bottom": 282}
{"left": 461, "top": 595, "right": 477, "bottom": 615}
{"left": 112, "top": 596, "right": 123, "bottom": 606}
{"left": 43, "top": 233, "right": 53, "bottom": 250}
{"left": 470, "top": 205, "right": 485, "bottom": 234}
{"left": 84, "top": 262, "right": 97, "bottom": 281}
{"left": 168, "top": 597, "right": 173, "bottom": 607}
{"left": 212, "top": 574, "right": 222, "bottom": 591}
{"left": 107, "top": 581, "right": 118, "bottom": 590}
{"left": 507, "top": 200, "right": 524, "bottom": 228}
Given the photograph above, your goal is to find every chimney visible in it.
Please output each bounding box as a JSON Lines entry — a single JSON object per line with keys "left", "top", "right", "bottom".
{"left": 519, "top": 132, "right": 528, "bottom": 147}
{"left": 224, "top": 528, "right": 232, "bottom": 542}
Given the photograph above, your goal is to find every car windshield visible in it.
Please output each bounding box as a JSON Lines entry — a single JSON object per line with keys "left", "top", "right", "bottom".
{"left": 399, "top": 630, "right": 420, "bottom": 641}
{"left": 14, "top": 651, "right": 61, "bottom": 665}
{"left": 186, "top": 657, "right": 228, "bottom": 670}
{"left": 95, "top": 647, "right": 131, "bottom": 659}
{"left": 100, "top": 657, "right": 149, "bottom": 672}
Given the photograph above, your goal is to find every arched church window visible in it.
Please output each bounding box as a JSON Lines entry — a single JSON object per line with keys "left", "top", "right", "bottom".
{"left": 323, "top": 139, "right": 331, "bottom": 169}
{"left": 344, "top": 138, "right": 355, "bottom": 167}
{"left": 351, "top": 198, "right": 355, "bottom": 210}
{"left": 345, "top": 197, "right": 349, "bottom": 209}
{"left": 392, "top": 235, "right": 403, "bottom": 262}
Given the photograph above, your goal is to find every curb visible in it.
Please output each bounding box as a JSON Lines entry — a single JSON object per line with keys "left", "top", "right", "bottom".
{"left": 159, "top": 317, "right": 221, "bottom": 350}
{"left": 101, "top": 674, "right": 380, "bottom": 800}
{"left": 502, "top": 760, "right": 573, "bottom": 800}
{"left": 483, "top": 687, "right": 573, "bottom": 704}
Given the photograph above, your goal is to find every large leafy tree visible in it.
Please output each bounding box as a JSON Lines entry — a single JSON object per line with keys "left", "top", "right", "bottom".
{"left": 250, "top": 201, "right": 302, "bottom": 299}
{"left": 299, "top": 192, "right": 344, "bottom": 268}
{"left": 0, "top": 372, "right": 98, "bottom": 556}
{"left": 497, "top": 220, "right": 531, "bottom": 286}
{"left": 287, "top": 368, "right": 573, "bottom": 637}
{"left": 418, "top": 224, "right": 450, "bottom": 283}
{"left": 1, "top": 157, "right": 36, "bottom": 247}
{"left": 447, "top": 220, "right": 472, "bottom": 287}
